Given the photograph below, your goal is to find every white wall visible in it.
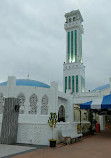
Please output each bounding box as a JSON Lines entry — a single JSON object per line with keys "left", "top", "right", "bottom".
{"left": 0, "top": 77, "right": 78, "bottom": 145}
{"left": 0, "top": 77, "right": 59, "bottom": 124}
{"left": 17, "top": 122, "right": 79, "bottom": 145}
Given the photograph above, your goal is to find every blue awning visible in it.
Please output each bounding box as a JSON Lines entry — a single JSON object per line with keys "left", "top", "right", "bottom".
{"left": 101, "top": 94, "right": 111, "bottom": 109}
{"left": 80, "top": 101, "right": 92, "bottom": 109}
{"left": 80, "top": 94, "right": 111, "bottom": 109}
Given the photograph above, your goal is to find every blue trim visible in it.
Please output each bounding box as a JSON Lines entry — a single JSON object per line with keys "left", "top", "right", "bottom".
{"left": 80, "top": 101, "right": 92, "bottom": 109}
{"left": 0, "top": 82, "right": 7, "bottom": 86}
{"left": 92, "top": 84, "right": 110, "bottom": 92}
{"left": 0, "top": 79, "right": 50, "bottom": 88}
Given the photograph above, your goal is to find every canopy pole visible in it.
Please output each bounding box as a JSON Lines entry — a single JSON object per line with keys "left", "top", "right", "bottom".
{"left": 80, "top": 109, "right": 82, "bottom": 133}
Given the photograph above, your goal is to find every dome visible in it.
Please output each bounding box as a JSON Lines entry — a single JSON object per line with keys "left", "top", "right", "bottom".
{"left": 0, "top": 79, "right": 50, "bottom": 88}
{"left": 92, "top": 83, "right": 110, "bottom": 92}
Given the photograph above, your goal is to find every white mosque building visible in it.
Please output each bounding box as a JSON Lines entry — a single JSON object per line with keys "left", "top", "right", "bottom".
{"left": 0, "top": 10, "right": 111, "bottom": 145}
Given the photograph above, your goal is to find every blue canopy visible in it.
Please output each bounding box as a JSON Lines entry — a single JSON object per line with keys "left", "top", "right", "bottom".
{"left": 80, "top": 101, "right": 92, "bottom": 109}
{"left": 101, "top": 94, "right": 111, "bottom": 109}
{"left": 80, "top": 94, "right": 111, "bottom": 109}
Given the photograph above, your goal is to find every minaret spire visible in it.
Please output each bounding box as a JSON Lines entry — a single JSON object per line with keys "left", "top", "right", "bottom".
{"left": 63, "top": 10, "right": 85, "bottom": 94}
{"left": 64, "top": 10, "right": 83, "bottom": 64}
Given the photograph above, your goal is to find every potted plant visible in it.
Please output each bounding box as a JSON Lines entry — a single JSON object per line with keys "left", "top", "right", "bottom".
{"left": 48, "top": 112, "right": 58, "bottom": 147}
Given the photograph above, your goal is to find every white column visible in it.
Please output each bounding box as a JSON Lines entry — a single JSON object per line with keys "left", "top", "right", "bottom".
{"left": 99, "top": 115, "right": 105, "bottom": 131}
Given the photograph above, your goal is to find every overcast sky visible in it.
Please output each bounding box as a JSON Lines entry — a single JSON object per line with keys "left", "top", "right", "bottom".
{"left": 0, "top": 0, "right": 111, "bottom": 91}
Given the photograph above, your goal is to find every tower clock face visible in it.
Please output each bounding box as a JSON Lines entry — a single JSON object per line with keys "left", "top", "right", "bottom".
{"left": 42, "top": 95, "right": 48, "bottom": 106}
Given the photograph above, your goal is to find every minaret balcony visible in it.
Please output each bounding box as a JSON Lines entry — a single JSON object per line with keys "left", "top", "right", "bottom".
{"left": 63, "top": 62, "right": 85, "bottom": 71}
{"left": 64, "top": 21, "right": 84, "bottom": 33}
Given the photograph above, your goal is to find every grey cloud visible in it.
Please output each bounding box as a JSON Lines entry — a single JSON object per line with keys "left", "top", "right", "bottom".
{"left": 0, "top": 0, "right": 111, "bottom": 91}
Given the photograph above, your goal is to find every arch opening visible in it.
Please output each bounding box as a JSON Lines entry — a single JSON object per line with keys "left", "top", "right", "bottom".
{"left": 58, "top": 105, "right": 65, "bottom": 122}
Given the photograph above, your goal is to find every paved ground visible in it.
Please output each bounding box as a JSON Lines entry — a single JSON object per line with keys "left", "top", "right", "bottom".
{"left": 0, "top": 144, "right": 35, "bottom": 158}
{"left": 1, "top": 130, "right": 111, "bottom": 158}
{"left": 11, "top": 130, "right": 111, "bottom": 158}
{"left": 0, "top": 144, "right": 47, "bottom": 158}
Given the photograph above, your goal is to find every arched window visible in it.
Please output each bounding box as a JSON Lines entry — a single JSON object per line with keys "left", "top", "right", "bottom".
{"left": 41, "top": 95, "right": 48, "bottom": 115}
{"left": 0, "top": 93, "right": 4, "bottom": 114}
{"left": 58, "top": 105, "right": 65, "bottom": 122}
{"left": 29, "top": 94, "right": 38, "bottom": 114}
{"left": 69, "top": 18, "right": 71, "bottom": 22}
{"left": 17, "top": 93, "right": 25, "bottom": 114}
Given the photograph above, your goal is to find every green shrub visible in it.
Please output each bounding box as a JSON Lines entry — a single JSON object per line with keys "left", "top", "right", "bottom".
{"left": 48, "top": 112, "right": 58, "bottom": 140}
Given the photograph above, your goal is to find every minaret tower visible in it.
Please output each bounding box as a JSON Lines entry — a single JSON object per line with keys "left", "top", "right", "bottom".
{"left": 63, "top": 10, "right": 85, "bottom": 93}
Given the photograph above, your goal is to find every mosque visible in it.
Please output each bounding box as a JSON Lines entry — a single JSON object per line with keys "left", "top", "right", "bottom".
{"left": 0, "top": 10, "right": 111, "bottom": 145}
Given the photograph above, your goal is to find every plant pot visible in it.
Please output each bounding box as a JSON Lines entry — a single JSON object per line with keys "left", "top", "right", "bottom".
{"left": 49, "top": 140, "right": 57, "bottom": 147}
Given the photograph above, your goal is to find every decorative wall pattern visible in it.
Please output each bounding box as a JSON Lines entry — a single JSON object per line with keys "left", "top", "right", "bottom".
{"left": 33, "top": 126, "right": 41, "bottom": 144}
{"left": 17, "top": 123, "right": 79, "bottom": 145}
{"left": 17, "top": 124, "right": 41, "bottom": 144}
{"left": 17, "top": 124, "right": 28, "bottom": 143}
{"left": 41, "top": 95, "right": 48, "bottom": 115}
{"left": 29, "top": 94, "right": 38, "bottom": 114}
{"left": 0, "top": 93, "right": 5, "bottom": 114}
{"left": 17, "top": 93, "right": 25, "bottom": 114}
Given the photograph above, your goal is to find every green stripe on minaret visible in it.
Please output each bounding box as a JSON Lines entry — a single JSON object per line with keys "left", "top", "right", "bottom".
{"left": 68, "top": 32, "right": 70, "bottom": 62}
{"left": 65, "top": 77, "right": 67, "bottom": 93}
{"left": 72, "top": 76, "right": 74, "bottom": 92}
{"left": 75, "top": 30, "right": 77, "bottom": 62}
{"left": 69, "top": 76, "right": 71, "bottom": 89}
{"left": 76, "top": 75, "right": 78, "bottom": 92}
{"left": 71, "top": 31, "right": 73, "bottom": 61}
